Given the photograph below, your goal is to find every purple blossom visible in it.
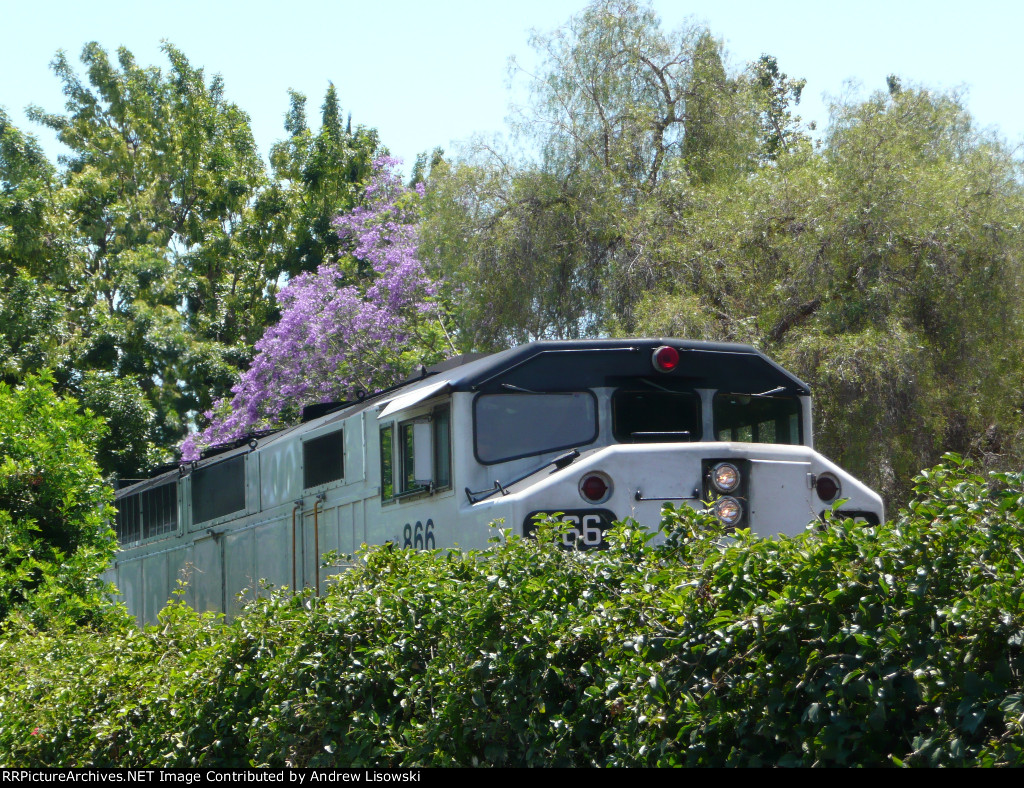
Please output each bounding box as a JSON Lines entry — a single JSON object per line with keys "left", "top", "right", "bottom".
{"left": 181, "top": 158, "right": 439, "bottom": 461}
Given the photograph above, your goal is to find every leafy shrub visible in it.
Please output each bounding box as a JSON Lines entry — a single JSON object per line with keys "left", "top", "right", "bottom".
{"left": 1, "top": 454, "right": 1022, "bottom": 766}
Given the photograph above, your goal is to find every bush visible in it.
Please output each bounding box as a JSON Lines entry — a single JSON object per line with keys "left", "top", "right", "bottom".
{"left": 1, "top": 454, "right": 1022, "bottom": 766}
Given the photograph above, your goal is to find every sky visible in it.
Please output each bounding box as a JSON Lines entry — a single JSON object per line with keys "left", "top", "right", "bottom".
{"left": 2, "top": 0, "right": 1022, "bottom": 178}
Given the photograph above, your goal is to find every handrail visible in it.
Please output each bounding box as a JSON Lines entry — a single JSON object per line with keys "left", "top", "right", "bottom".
{"left": 291, "top": 500, "right": 302, "bottom": 591}
{"left": 634, "top": 487, "right": 702, "bottom": 502}
{"left": 313, "top": 494, "right": 325, "bottom": 595}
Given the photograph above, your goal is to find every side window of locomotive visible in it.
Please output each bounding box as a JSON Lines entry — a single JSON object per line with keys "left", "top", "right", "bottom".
{"left": 399, "top": 421, "right": 420, "bottom": 493}
{"left": 381, "top": 407, "right": 450, "bottom": 500}
{"left": 433, "top": 405, "right": 452, "bottom": 490}
{"left": 192, "top": 455, "right": 246, "bottom": 524}
{"left": 612, "top": 390, "right": 701, "bottom": 443}
{"left": 713, "top": 393, "right": 802, "bottom": 444}
{"left": 303, "top": 429, "right": 344, "bottom": 489}
{"left": 474, "top": 392, "right": 598, "bottom": 464}
{"left": 115, "top": 480, "right": 178, "bottom": 546}
{"left": 380, "top": 424, "right": 395, "bottom": 501}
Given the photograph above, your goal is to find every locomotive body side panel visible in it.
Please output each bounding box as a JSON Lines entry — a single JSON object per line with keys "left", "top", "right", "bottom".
{"left": 254, "top": 516, "right": 292, "bottom": 593}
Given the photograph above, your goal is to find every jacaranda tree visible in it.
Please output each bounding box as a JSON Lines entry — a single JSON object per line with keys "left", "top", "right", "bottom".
{"left": 181, "top": 158, "right": 447, "bottom": 460}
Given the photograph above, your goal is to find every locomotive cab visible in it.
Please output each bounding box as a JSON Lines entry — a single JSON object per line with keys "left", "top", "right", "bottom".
{"left": 443, "top": 340, "right": 882, "bottom": 547}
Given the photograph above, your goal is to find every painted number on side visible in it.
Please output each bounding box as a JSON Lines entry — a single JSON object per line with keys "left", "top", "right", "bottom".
{"left": 402, "top": 519, "right": 436, "bottom": 549}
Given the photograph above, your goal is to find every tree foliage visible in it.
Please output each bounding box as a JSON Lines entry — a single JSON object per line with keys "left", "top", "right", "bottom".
{"left": 25, "top": 42, "right": 272, "bottom": 450}
{"left": 0, "top": 374, "right": 118, "bottom": 630}
{"left": 182, "top": 158, "right": 446, "bottom": 459}
{"left": 421, "top": 0, "right": 1024, "bottom": 507}
{"left": 0, "top": 109, "right": 77, "bottom": 382}
{"left": 422, "top": 0, "right": 804, "bottom": 351}
{"left": 1, "top": 44, "right": 385, "bottom": 478}
{"left": 264, "top": 84, "right": 380, "bottom": 279}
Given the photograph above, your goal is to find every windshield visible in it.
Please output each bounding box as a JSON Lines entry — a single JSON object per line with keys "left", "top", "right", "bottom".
{"left": 713, "top": 393, "right": 802, "bottom": 444}
{"left": 474, "top": 392, "right": 597, "bottom": 464}
{"left": 613, "top": 389, "right": 701, "bottom": 443}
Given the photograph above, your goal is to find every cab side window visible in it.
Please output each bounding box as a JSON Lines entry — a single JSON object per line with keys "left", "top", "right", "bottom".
{"left": 432, "top": 405, "right": 451, "bottom": 489}
{"left": 399, "top": 420, "right": 421, "bottom": 492}
{"left": 380, "top": 403, "right": 452, "bottom": 500}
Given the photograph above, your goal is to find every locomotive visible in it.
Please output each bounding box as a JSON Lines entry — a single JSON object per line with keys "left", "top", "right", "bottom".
{"left": 107, "top": 338, "right": 884, "bottom": 623}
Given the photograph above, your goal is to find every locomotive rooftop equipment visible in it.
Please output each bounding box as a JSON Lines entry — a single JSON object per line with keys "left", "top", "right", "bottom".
{"left": 108, "top": 339, "right": 884, "bottom": 623}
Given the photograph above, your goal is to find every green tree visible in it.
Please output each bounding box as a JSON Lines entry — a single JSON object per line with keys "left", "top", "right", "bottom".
{"left": 422, "top": 157, "right": 612, "bottom": 350}
{"left": 1, "top": 108, "right": 159, "bottom": 480}
{"left": 0, "top": 373, "right": 118, "bottom": 629}
{"left": 265, "top": 84, "right": 380, "bottom": 279}
{"left": 0, "top": 108, "right": 57, "bottom": 278}
{"left": 681, "top": 32, "right": 739, "bottom": 185}
{"left": 408, "top": 146, "right": 446, "bottom": 188}
{"left": 0, "top": 109, "right": 78, "bottom": 381}
{"left": 2, "top": 45, "right": 393, "bottom": 479}
{"left": 423, "top": 0, "right": 797, "bottom": 347}
{"left": 748, "top": 54, "right": 809, "bottom": 161}
{"left": 21, "top": 42, "right": 276, "bottom": 469}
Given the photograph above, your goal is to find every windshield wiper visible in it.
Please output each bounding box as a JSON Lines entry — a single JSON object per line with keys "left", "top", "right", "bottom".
{"left": 465, "top": 448, "right": 581, "bottom": 504}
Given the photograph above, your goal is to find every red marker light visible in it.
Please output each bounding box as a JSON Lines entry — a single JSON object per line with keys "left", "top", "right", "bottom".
{"left": 580, "top": 473, "right": 610, "bottom": 503}
{"left": 652, "top": 345, "right": 680, "bottom": 373}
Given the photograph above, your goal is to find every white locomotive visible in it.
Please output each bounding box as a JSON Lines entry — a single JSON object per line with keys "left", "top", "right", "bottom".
{"left": 107, "top": 339, "right": 884, "bottom": 623}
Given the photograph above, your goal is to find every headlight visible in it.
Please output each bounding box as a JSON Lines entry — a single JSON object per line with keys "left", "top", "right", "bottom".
{"left": 711, "top": 462, "right": 741, "bottom": 493}
{"left": 713, "top": 496, "right": 743, "bottom": 527}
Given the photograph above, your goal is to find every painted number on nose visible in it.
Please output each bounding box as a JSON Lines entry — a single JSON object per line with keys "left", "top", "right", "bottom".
{"left": 523, "top": 509, "right": 616, "bottom": 550}
{"left": 560, "top": 514, "right": 604, "bottom": 547}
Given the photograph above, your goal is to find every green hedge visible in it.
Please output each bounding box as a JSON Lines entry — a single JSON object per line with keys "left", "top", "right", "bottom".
{"left": 2, "top": 454, "right": 1023, "bottom": 767}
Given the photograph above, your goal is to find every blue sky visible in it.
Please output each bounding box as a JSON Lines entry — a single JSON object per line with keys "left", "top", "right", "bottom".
{"left": 3, "top": 0, "right": 1021, "bottom": 177}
